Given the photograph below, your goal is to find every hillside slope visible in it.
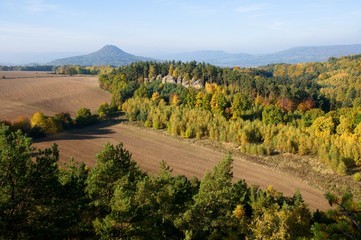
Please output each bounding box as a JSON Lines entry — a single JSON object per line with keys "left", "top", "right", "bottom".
{"left": 50, "top": 45, "right": 152, "bottom": 66}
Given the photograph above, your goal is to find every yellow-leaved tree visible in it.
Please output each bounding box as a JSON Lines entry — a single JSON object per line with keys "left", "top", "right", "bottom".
{"left": 30, "top": 112, "right": 62, "bottom": 134}
{"left": 311, "top": 116, "right": 335, "bottom": 138}
{"left": 30, "top": 112, "right": 47, "bottom": 129}
{"left": 152, "top": 91, "right": 160, "bottom": 104}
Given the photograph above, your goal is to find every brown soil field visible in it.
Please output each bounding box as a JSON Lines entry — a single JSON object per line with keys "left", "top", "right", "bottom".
{"left": 35, "top": 121, "right": 330, "bottom": 210}
{"left": 0, "top": 71, "right": 111, "bottom": 121}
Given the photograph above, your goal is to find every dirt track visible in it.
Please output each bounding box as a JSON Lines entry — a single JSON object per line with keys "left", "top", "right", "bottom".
{"left": 35, "top": 121, "right": 330, "bottom": 210}
{"left": 0, "top": 71, "right": 111, "bottom": 121}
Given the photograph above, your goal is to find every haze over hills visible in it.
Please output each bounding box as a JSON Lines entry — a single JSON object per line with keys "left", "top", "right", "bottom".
{"left": 50, "top": 44, "right": 361, "bottom": 67}
{"left": 2, "top": 44, "right": 361, "bottom": 67}
{"left": 157, "top": 50, "right": 251, "bottom": 63}
{"left": 158, "top": 44, "right": 361, "bottom": 67}
{"left": 50, "top": 45, "right": 152, "bottom": 66}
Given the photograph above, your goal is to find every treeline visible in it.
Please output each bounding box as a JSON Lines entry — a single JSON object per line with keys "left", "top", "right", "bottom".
{"left": 0, "top": 65, "right": 53, "bottom": 71}
{"left": 98, "top": 56, "right": 361, "bottom": 177}
{"left": 0, "top": 65, "right": 106, "bottom": 76}
{"left": 52, "top": 65, "right": 106, "bottom": 75}
{"left": 1, "top": 125, "right": 360, "bottom": 239}
{"left": 0, "top": 103, "right": 115, "bottom": 138}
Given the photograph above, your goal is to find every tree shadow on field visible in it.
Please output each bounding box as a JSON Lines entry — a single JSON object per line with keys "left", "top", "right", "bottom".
{"left": 34, "top": 119, "right": 125, "bottom": 143}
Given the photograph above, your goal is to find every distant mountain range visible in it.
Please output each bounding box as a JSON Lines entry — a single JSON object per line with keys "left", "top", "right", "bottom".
{"left": 157, "top": 44, "right": 361, "bottom": 67}
{"left": 32, "top": 43, "right": 361, "bottom": 67}
{"left": 50, "top": 45, "right": 152, "bottom": 66}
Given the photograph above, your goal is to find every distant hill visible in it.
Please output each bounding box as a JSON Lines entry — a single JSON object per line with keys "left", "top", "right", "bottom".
{"left": 50, "top": 45, "right": 152, "bottom": 66}
{"left": 47, "top": 44, "right": 361, "bottom": 67}
{"left": 157, "top": 44, "right": 361, "bottom": 67}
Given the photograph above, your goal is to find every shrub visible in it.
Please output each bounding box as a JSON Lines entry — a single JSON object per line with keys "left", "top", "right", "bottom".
{"left": 353, "top": 172, "right": 361, "bottom": 182}
{"left": 97, "top": 103, "right": 115, "bottom": 119}
{"left": 30, "top": 112, "right": 62, "bottom": 134}
{"left": 54, "top": 112, "right": 73, "bottom": 129}
{"left": 75, "top": 107, "right": 97, "bottom": 127}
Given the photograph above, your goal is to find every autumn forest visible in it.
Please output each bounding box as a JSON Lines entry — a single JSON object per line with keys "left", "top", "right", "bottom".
{"left": 1, "top": 54, "right": 361, "bottom": 239}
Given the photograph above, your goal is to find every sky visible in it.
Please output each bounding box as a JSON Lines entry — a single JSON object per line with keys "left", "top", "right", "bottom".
{"left": 0, "top": 0, "right": 361, "bottom": 56}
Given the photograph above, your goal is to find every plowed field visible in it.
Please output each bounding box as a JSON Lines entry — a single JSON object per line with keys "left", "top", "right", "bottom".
{"left": 35, "top": 121, "right": 329, "bottom": 210}
{"left": 0, "top": 71, "right": 111, "bottom": 121}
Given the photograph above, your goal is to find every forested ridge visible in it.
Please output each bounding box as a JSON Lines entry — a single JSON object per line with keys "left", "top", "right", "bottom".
{"left": 1, "top": 125, "right": 360, "bottom": 239}
{"left": 97, "top": 55, "right": 361, "bottom": 179}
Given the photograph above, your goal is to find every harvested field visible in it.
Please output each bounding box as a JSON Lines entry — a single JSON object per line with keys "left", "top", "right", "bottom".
{"left": 0, "top": 71, "right": 111, "bottom": 121}
{"left": 35, "top": 121, "right": 330, "bottom": 210}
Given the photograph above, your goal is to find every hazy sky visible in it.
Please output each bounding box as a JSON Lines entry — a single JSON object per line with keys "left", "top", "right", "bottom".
{"left": 1, "top": 0, "right": 361, "bottom": 55}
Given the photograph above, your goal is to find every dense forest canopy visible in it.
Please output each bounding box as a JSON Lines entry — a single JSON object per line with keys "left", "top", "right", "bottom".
{"left": 96, "top": 55, "right": 361, "bottom": 177}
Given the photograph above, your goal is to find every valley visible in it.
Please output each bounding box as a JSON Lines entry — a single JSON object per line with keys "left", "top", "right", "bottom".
{"left": 2, "top": 0, "right": 361, "bottom": 237}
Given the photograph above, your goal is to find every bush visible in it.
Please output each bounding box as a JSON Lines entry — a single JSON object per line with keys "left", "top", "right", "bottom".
{"left": 75, "top": 107, "right": 97, "bottom": 127}
{"left": 30, "top": 112, "right": 62, "bottom": 134}
{"left": 353, "top": 172, "right": 361, "bottom": 182}
{"left": 97, "top": 103, "right": 115, "bottom": 119}
{"left": 54, "top": 112, "right": 73, "bottom": 130}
